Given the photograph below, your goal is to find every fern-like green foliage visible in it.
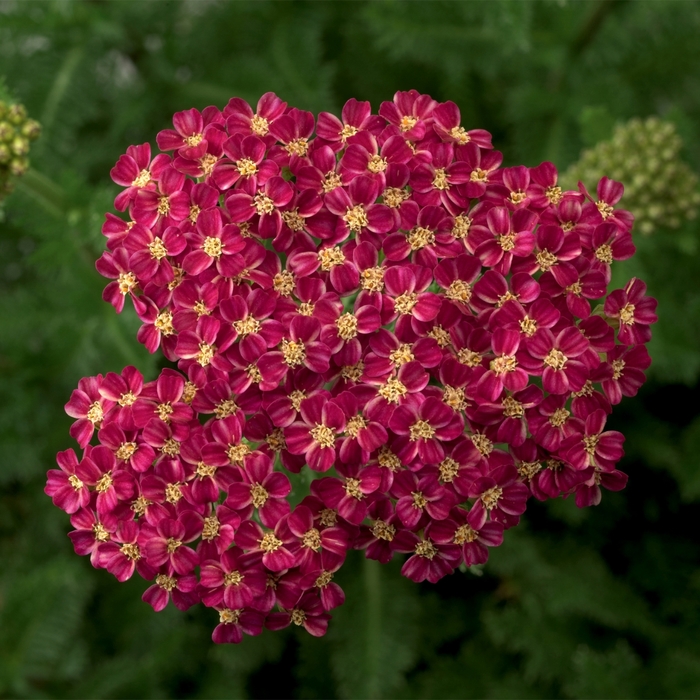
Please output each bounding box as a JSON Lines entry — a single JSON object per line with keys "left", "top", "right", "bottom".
{"left": 2, "top": 1, "right": 700, "bottom": 697}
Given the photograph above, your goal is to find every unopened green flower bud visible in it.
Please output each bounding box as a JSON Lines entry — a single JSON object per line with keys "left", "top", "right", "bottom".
{"left": 0, "top": 144, "right": 10, "bottom": 163}
{"left": 22, "top": 119, "right": 41, "bottom": 140}
{"left": 10, "top": 157, "right": 28, "bottom": 177}
{"left": 11, "top": 136, "right": 29, "bottom": 156}
{"left": 0, "top": 122, "right": 13, "bottom": 142}
{"left": 7, "top": 103, "right": 27, "bottom": 125}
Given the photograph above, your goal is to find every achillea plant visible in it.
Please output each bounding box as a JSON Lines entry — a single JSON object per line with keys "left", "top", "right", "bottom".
{"left": 46, "top": 91, "right": 657, "bottom": 644}
{"left": 0, "top": 97, "right": 40, "bottom": 202}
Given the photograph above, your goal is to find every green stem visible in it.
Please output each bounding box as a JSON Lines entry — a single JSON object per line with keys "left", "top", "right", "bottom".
{"left": 16, "top": 168, "right": 66, "bottom": 217}
{"left": 41, "top": 46, "right": 83, "bottom": 137}
{"left": 364, "top": 556, "right": 382, "bottom": 699}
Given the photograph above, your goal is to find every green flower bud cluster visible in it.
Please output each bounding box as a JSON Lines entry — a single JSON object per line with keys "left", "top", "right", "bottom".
{"left": 0, "top": 100, "right": 41, "bottom": 202}
{"left": 564, "top": 116, "right": 700, "bottom": 235}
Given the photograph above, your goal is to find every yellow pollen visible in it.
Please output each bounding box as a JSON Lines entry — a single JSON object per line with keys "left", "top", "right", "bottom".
{"left": 317, "top": 246, "right": 346, "bottom": 271}
{"left": 443, "top": 385, "right": 467, "bottom": 411}
{"left": 470, "top": 168, "right": 488, "bottom": 182}
{"left": 202, "top": 236, "right": 224, "bottom": 258}
{"left": 315, "top": 571, "right": 333, "bottom": 588}
{"left": 496, "top": 291, "right": 518, "bottom": 308}
{"left": 596, "top": 201, "right": 614, "bottom": 219}
{"left": 168, "top": 266, "right": 184, "bottom": 290}
{"left": 449, "top": 126, "right": 470, "bottom": 144}
{"left": 549, "top": 408, "right": 570, "bottom": 427}
{"left": 546, "top": 185, "right": 563, "bottom": 204}
{"left": 432, "top": 168, "right": 450, "bottom": 190}
{"left": 566, "top": 281, "right": 583, "bottom": 296}
{"left": 120, "top": 543, "right": 140, "bottom": 560}
{"left": 286, "top": 138, "right": 309, "bottom": 157}
{"left": 382, "top": 187, "right": 410, "bottom": 208}
{"left": 131, "top": 169, "right": 151, "bottom": 188}
{"left": 189, "top": 205, "right": 200, "bottom": 223}
{"left": 282, "top": 209, "right": 305, "bottom": 231}
{"left": 157, "top": 196, "right": 170, "bottom": 217}
{"left": 148, "top": 237, "right": 168, "bottom": 260}
{"left": 251, "top": 483, "right": 269, "bottom": 508}
{"left": 415, "top": 540, "right": 437, "bottom": 559}
{"left": 319, "top": 508, "right": 338, "bottom": 527}
{"left": 165, "top": 483, "right": 183, "bottom": 504}
{"left": 93, "top": 522, "right": 110, "bottom": 542}
{"left": 547, "top": 459, "right": 563, "bottom": 472}
{"left": 490, "top": 354, "right": 518, "bottom": 375}
{"left": 273, "top": 270, "right": 295, "bottom": 296}
{"left": 344, "top": 477, "right": 363, "bottom": 500}
{"left": 267, "top": 428, "right": 286, "bottom": 452}
{"left": 452, "top": 214, "right": 472, "bottom": 239}
{"left": 155, "top": 311, "right": 174, "bottom": 336}
{"left": 291, "top": 609, "right": 307, "bottom": 626}
{"left": 193, "top": 301, "right": 211, "bottom": 317}
{"left": 562, "top": 221, "right": 575, "bottom": 232}
{"left": 361, "top": 266, "right": 385, "bottom": 292}
{"left": 412, "top": 491, "right": 427, "bottom": 509}
{"left": 118, "top": 391, "right": 137, "bottom": 408}
{"left": 227, "top": 443, "right": 250, "bottom": 465}
{"left": 439, "top": 457, "right": 460, "bottom": 483}
{"left": 115, "top": 442, "right": 137, "bottom": 461}
{"left": 156, "top": 402, "right": 173, "bottom": 422}
{"left": 572, "top": 380, "right": 594, "bottom": 398}
{"left": 544, "top": 348, "right": 567, "bottom": 371}
{"left": 502, "top": 396, "right": 524, "bottom": 418}
{"left": 196, "top": 462, "right": 217, "bottom": 479}
{"left": 611, "top": 358, "right": 626, "bottom": 380}
{"left": 233, "top": 316, "right": 261, "bottom": 336}
{"left": 118, "top": 271, "right": 137, "bottom": 295}
{"left": 368, "top": 155, "right": 387, "bottom": 173}
{"left": 410, "top": 420, "right": 435, "bottom": 441}
{"left": 390, "top": 343, "right": 414, "bottom": 366}
{"left": 518, "top": 461, "right": 541, "bottom": 481}
{"left": 289, "top": 390, "right": 306, "bottom": 412}
{"left": 509, "top": 190, "right": 527, "bottom": 204}
{"left": 198, "top": 153, "right": 218, "bottom": 176}
{"left": 224, "top": 570, "right": 244, "bottom": 587}
{"left": 408, "top": 226, "right": 435, "bottom": 251}
{"left": 184, "top": 132, "right": 203, "bottom": 147}
{"left": 162, "top": 438, "right": 180, "bottom": 456}
{"left": 282, "top": 339, "right": 306, "bottom": 367}
{"left": 246, "top": 364, "right": 262, "bottom": 383}
{"left": 336, "top": 313, "right": 358, "bottom": 340}
{"left": 322, "top": 171, "right": 342, "bottom": 193}
{"left": 166, "top": 537, "right": 182, "bottom": 554}
{"left": 394, "top": 292, "right": 418, "bottom": 315}
{"left": 214, "top": 399, "right": 238, "bottom": 419}
{"left": 68, "top": 474, "right": 84, "bottom": 490}
{"left": 536, "top": 249, "right": 558, "bottom": 271}
{"left": 344, "top": 205, "right": 368, "bottom": 231}
{"left": 131, "top": 495, "right": 151, "bottom": 516}
{"left": 340, "top": 362, "right": 365, "bottom": 382}
{"left": 254, "top": 193, "right": 275, "bottom": 215}
{"left": 595, "top": 244, "right": 614, "bottom": 264}
{"left": 471, "top": 433, "right": 493, "bottom": 456}
{"left": 429, "top": 325, "right": 451, "bottom": 347}
{"left": 236, "top": 158, "right": 258, "bottom": 177}
{"left": 182, "top": 381, "right": 196, "bottom": 404}
{"left": 86, "top": 401, "right": 103, "bottom": 425}
{"left": 302, "top": 528, "right": 322, "bottom": 551}
{"left": 619, "top": 303, "right": 636, "bottom": 325}
{"left": 457, "top": 348, "right": 482, "bottom": 367}
{"left": 400, "top": 115, "right": 418, "bottom": 132}
{"left": 583, "top": 434, "right": 600, "bottom": 455}
{"left": 481, "top": 486, "right": 503, "bottom": 510}
{"left": 298, "top": 302, "right": 315, "bottom": 316}
{"left": 219, "top": 608, "right": 241, "bottom": 624}
{"left": 340, "top": 124, "right": 358, "bottom": 141}
{"left": 378, "top": 445, "right": 401, "bottom": 471}
{"left": 95, "top": 472, "right": 113, "bottom": 493}
{"left": 310, "top": 423, "right": 335, "bottom": 449}
{"left": 346, "top": 415, "right": 367, "bottom": 438}
{"left": 372, "top": 519, "right": 396, "bottom": 541}
{"left": 520, "top": 317, "right": 537, "bottom": 336}
{"left": 497, "top": 233, "right": 516, "bottom": 252}
{"left": 454, "top": 524, "right": 479, "bottom": 545}
{"left": 196, "top": 342, "right": 215, "bottom": 367}
{"left": 155, "top": 574, "right": 177, "bottom": 591}
{"left": 202, "top": 515, "right": 220, "bottom": 541}
{"left": 446, "top": 280, "right": 472, "bottom": 303}
{"left": 251, "top": 114, "right": 269, "bottom": 136}
{"left": 259, "top": 532, "right": 283, "bottom": 553}
{"left": 379, "top": 377, "right": 408, "bottom": 404}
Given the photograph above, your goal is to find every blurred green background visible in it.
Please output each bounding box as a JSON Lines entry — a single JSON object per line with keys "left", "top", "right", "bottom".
{"left": 1, "top": 1, "right": 700, "bottom": 697}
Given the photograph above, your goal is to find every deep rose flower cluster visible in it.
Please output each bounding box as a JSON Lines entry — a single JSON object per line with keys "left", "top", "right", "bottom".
{"left": 47, "top": 91, "right": 657, "bottom": 644}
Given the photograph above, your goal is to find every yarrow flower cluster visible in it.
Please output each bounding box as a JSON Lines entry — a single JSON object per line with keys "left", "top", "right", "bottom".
{"left": 0, "top": 98, "right": 40, "bottom": 202}
{"left": 563, "top": 116, "right": 700, "bottom": 235}
{"left": 47, "top": 91, "right": 657, "bottom": 644}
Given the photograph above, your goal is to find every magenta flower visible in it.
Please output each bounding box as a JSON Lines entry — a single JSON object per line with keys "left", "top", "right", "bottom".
{"left": 560, "top": 409, "right": 625, "bottom": 472}
{"left": 138, "top": 514, "right": 200, "bottom": 575}
{"left": 476, "top": 329, "right": 530, "bottom": 401}
{"left": 401, "top": 534, "right": 461, "bottom": 584}
{"left": 379, "top": 89, "right": 438, "bottom": 142}
{"left": 432, "top": 100, "right": 492, "bottom": 148}
{"left": 313, "top": 463, "right": 383, "bottom": 525}
{"left": 390, "top": 470, "right": 457, "bottom": 529}
{"left": 467, "top": 462, "right": 529, "bottom": 530}
{"left": 595, "top": 343, "right": 651, "bottom": 405}
{"left": 96, "top": 520, "right": 156, "bottom": 583}
{"left": 199, "top": 547, "right": 267, "bottom": 610}
{"left": 234, "top": 519, "right": 296, "bottom": 571}
{"left": 182, "top": 207, "right": 246, "bottom": 277}
{"left": 604, "top": 278, "right": 658, "bottom": 345}
{"left": 142, "top": 568, "right": 199, "bottom": 612}
{"left": 45, "top": 449, "right": 93, "bottom": 514}
{"left": 211, "top": 607, "right": 265, "bottom": 644}
{"left": 356, "top": 497, "right": 416, "bottom": 563}
{"left": 266, "top": 590, "right": 332, "bottom": 637}
{"left": 64, "top": 374, "right": 114, "bottom": 448}
{"left": 109, "top": 142, "right": 170, "bottom": 211}
{"left": 317, "top": 98, "right": 384, "bottom": 146}
{"left": 131, "top": 165, "right": 190, "bottom": 229}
